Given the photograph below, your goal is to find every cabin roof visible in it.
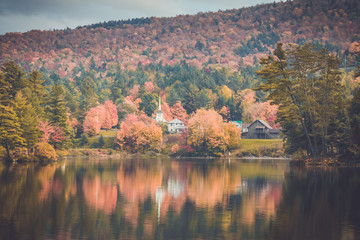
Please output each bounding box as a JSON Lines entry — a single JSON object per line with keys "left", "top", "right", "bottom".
{"left": 249, "top": 119, "right": 273, "bottom": 129}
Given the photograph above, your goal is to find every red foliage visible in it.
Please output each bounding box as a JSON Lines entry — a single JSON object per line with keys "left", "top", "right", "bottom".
{"left": 128, "top": 84, "right": 140, "bottom": 100}
{"left": 83, "top": 106, "right": 103, "bottom": 136}
{"left": 144, "top": 81, "right": 155, "bottom": 93}
{"left": 38, "top": 120, "right": 53, "bottom": 143}
{"left": 83, "top": 100, "right": 118, "bottom": 135}
{"left": 116, "top": 113, "right": 162, "bottom": 152}
{"left": 38, "top": 120, "right": 66, "bottom": 145}
{"left": 170, "top": 101, "right": 188, "bottom": 123}
{"left": 102, "top": 100, "right": 118, "bottom": 129}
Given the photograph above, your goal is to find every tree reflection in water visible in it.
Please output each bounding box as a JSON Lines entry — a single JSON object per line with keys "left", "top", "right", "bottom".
{"left": 0, "top": 159, "right": 358, "bottom": 239}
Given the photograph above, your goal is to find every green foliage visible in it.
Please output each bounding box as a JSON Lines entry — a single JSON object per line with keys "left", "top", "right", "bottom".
{"left": 47, "top": 84, "right": 72, "bottom": 149}
{"left": 139, "top": 92, "right": 158, "bottom": 117}
{"left": 79, "top": 76, "right": 98, "bottom": 110}
{"left": 0, "top": 61, "right": 27, "bottom": 105}
{"left": 0, "top": 105, "right": 25, "bottom": 160}
{"left": 234, "top": 33, "right": 280, "bottom": 57}
{"left": 12, "top": 92, "right": 40, "bottom": 154}
{"left": 91, "top": 135, "right": 105, "bottom": 148}
{"left": 348, "top": 87, "right": 360, "bottom": 157}
{"left": 256, "top": 43, "right": 344, "bottom": 158}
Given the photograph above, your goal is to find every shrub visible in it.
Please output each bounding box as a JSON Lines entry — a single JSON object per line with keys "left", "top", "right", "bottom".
{"left": 34, "top": 142, "right": 57, "bottom": 161}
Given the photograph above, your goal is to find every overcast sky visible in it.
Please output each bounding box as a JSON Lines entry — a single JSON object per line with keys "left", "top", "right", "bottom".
{"left": 0, "top": 0, "right": 280, "bottom": 35}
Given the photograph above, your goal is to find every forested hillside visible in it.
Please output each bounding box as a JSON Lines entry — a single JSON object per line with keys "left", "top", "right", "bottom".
{"left": 0, "top": 0, "right": 360, "bottom": 160}
{"left": 1, "top": 0, "right": 360, "bottom": 75}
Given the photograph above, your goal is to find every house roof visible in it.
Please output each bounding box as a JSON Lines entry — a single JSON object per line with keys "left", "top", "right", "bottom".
{"left": 242, "top": 123, "right": 251, "bottom": 129}
{"left": 169, "top": 118, "right": 184, "bottom": 124}
{"left": 249, "top": 119, "right": 273, "bottom": 129}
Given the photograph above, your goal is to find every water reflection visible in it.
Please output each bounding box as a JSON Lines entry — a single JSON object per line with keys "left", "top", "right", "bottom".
{"left": 1, "top": 158, "right": 359, "bottom": 239}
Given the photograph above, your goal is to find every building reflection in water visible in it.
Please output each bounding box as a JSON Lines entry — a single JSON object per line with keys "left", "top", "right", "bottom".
{"left": 0, "top": 159, "right": 289, "bottom": 240}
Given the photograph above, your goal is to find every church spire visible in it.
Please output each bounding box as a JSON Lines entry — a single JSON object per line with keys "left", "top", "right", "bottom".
{"left": 158, "top": 96, "right": 161, "bottom": 111}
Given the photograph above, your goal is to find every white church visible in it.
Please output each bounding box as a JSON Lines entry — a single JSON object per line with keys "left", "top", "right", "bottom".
{"left": 155, "top": 97, "right": 187, "bottom": 134}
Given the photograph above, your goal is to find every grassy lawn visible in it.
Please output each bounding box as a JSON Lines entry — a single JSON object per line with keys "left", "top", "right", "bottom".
{"left": 87, "top": 130, "right": 118, "bottom": 148}
{"left": 233, "top": 139, "right": 285, "bottom": 158}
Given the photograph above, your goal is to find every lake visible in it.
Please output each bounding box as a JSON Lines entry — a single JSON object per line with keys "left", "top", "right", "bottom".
{"left": 0, "top": 157, "right": 359, "bottom": 240}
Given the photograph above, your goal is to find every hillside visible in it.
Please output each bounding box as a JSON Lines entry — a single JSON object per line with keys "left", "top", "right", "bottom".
{"left": 1, "top": 0, "right": 360, "bottom": 77}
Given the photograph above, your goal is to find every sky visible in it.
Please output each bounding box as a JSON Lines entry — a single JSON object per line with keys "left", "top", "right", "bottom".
{"left": 0, "top": 0, "right": 280, "bottom": 35}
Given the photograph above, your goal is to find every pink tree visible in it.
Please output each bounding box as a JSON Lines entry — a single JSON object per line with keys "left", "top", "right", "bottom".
{"left": 170, "top": 101, "right": 188, "bottom": 123}
{"left": 128, "top": 84, "right": 140, "bottom": 100}
{"left": 38, "top": 120, "right": 66, "bottom": 147}
{"left": 144, "top": 81, "right": 155, "bottom": 93}
{"left": 83, "top": 106, "right": 103, "bottom": 136}
{"left": 101, "top": 100, "right": 118, "bottom": 129}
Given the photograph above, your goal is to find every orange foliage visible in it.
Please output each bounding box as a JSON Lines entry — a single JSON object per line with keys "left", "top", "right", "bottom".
{"left": 101, "top": 100, "right": 118, "bottom": 129}
{"left": 144, "top": 81, "right": 155, "bottom": 93}
{"left": 83, "top": 176, "right": 117, "bottom": 215}
{"left": 239, "top": 89, "right": 279, "bottom": 128}
{"left": 170, "top": 101, "right": 188, "bottom": 123}
{"left": 83, "top": 100, "right": 118, "bottom": 135}
{"left": 187, "top": 109, "right": 241, "bottom": 156}
{"left": 116, "top": 113, "right": 162, "bottom": 152}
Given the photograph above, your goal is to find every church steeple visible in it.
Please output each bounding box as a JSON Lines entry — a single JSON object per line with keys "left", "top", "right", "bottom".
{"left": 155, "top": 95, "right": 167, "bottom": 123}
{"left": 158, "top": 96, "right": 161, "bottom": 111}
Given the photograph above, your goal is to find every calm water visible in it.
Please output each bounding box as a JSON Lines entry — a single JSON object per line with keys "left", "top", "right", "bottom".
{"left": 0, "top": 157, "right": 359, "bottom": 240}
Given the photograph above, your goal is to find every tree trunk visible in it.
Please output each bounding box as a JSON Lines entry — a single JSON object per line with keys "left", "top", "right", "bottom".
{"left": 287, "top": 86, "right": 317, "bottom": 157}
{"left": 4, "top": 141, "right": 11, "bottom": 161}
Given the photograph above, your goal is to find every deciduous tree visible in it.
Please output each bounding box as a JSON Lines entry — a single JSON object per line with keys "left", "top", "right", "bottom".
{"left": 116, "top": 113, "right": 162, "bottom": 152}
{"left": 187, "top": 109, "right": 240, "bottom": 156}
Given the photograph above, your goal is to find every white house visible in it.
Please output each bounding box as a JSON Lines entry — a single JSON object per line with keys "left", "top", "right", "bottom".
{"left": 168, "top": 119, "right": 187, "bottom": 134}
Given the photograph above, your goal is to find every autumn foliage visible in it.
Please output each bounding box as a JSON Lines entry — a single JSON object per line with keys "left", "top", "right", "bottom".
{"left": 83, "top": 100, "right": 118, "bottom": 136}
{"left": 239, "top": 89, "right": 279, "bottom": 128}
{"left": 116, "top": 113, "right": 162, "bottom": 152}
{"left": 187, "top": 109, "right": 241, "bottom": 156}
{"left": 34, "top": 142, "right": 57, "bottom": 161}
{"left": 170, "top": 101, "right": 188, "bottom": 123}
{"left": 38, "top": 120, "right": 66, "bottom": 146}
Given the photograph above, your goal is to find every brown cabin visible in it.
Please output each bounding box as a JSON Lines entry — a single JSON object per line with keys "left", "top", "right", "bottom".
{"left": 241, "top": 120, "right": 280, "bottom": 139}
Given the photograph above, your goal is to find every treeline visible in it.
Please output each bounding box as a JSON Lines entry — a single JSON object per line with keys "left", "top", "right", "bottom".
{"left": 256, "top": 43, "right": 360, "bottom": 160}
{"left": 0, "top": 60, "right": 265, "bottom": 159}
{"left": 1, "top": 42, "right": 359, "bottom": 160}
{"left": 0, "top": 62, "right": 72, "bottom": 161}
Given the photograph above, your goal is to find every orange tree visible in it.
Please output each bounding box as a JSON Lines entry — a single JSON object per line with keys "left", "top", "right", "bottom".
{"left": 187, "top": 109, "right": 241, "bottom": 156}
{"left": 116, "top": 113, "right": 162, "bottom": 153}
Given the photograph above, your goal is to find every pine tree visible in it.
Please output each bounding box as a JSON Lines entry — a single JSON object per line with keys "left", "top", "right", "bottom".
{"left": 47, "top": 84, "right": 72, "bottom": 149}
{"left": 256, "top": 43, "right": 343, "bottom": 157}
{"left": 25, "top": 70, "right": 46, "bottom": 118}
{"left": 12, "top": 92, "right": 40, "bottom": 155}
{"left": 80, "top": 76, "right": 98, "bottom": 111}
{"left": 0, "top": 105, "right": 25, "bottom": 160}
{"left": 0, "top": 61, "right": 27, "bottom": 105}
{"left": 348, "top": 87, "right": 360, "bottom": 157}
{"left": 139, "top": 93, "right": 158, "bottom": 117}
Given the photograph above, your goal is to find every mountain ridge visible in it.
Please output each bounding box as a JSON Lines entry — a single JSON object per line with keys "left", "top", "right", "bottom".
{"left": 1, "top": 0, "right": 359, "bottom": 76}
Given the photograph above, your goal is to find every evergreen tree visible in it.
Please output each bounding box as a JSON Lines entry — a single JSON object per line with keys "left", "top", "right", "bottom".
{"left": 348, "top": 87, "right": 360, "bottom": 157}
{"left": 167, "top": 87, "right": 183, "bottom": 106}
{"left": 139, "top": 93, "right": 158, "bottom": 117}
{"left": 0, "top": 61, "right": 27, "bottom": 105}
{"left": 47, "top": 84, "right": 72, "bottom": 149}
{"left": 12, "top": 92, "right": 40, "bottom": 154}
{"left": 24, "top": 70, "right": 46, "bottom": 118}
{"left": 256, "top": 43, "right": 343, "bottom": 157}
{"left": 80, "top": 76, "right": 98, "bottom": 111}
{"left": 0, "top": 105, "right": 25, "bottom": 160}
